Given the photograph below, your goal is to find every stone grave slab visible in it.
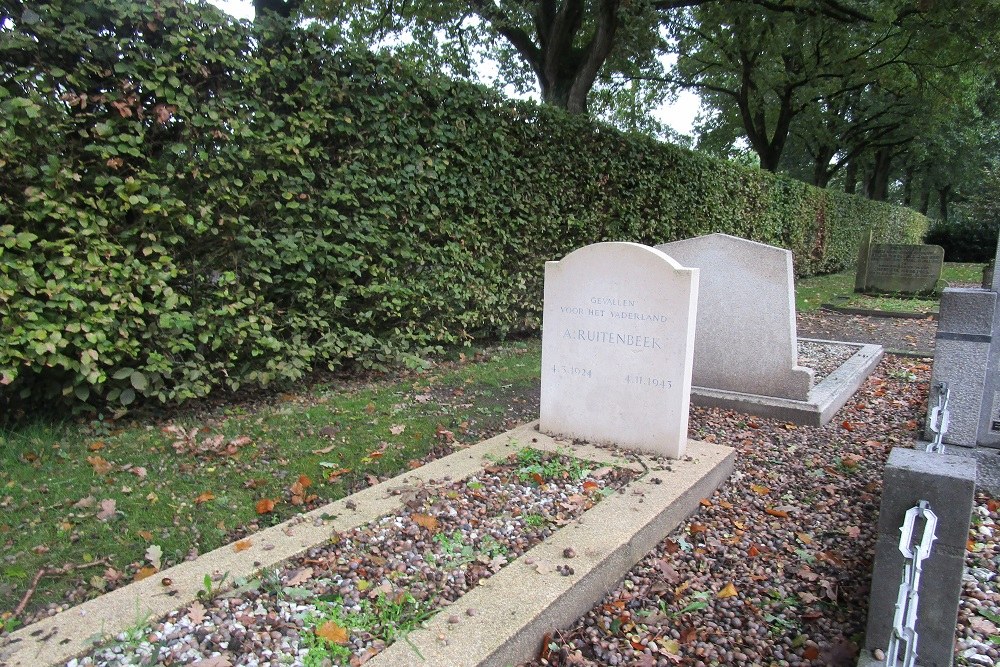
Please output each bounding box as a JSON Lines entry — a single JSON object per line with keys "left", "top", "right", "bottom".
{"left": 855, "top": 240, "right": 944, "bottom": 295}
{"left": 657, "top": 233, "right": 813, "bottom": 401}
{"left": 539, "top": 242, "right": 698, "bottom": 459}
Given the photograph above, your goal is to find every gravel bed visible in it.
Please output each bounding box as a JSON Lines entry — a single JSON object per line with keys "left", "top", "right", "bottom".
{"left": 521, "top": 356, "right": 999, "bottom": 667}
{"left": 957, "top": 496, "right": 1000, "bottom": 666}
{"left": 68, "top": 451, "right": 636, "bottom": 666}
{"left": 796, "top": 340, "right": 858, "bottom": 385}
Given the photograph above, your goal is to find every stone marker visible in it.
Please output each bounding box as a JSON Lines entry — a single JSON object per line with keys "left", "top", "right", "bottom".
{"left": 657, "top": 233, "right": 813, "bottom": 401}
{"left": 861, "top": 448, "right": 975, "bottom": 667}
{"left": 855, "top": 238, "right": 944, "bottom": 295}
{"left": 539, "top": 242, "right": 698, "bottom": 459}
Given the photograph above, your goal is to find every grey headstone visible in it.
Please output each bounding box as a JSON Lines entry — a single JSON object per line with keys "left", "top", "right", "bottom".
{"left": 854, "top": 228, "right": 873, "bottom": 292}
{"left": 856, "top": 243, "right": 944, "bottom": 294}
{"left": 656, "top": 234, "right": 813, "bottom": 401}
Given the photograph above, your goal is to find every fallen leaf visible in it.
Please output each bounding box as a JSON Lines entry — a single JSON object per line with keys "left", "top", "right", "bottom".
{"left": 718, "top": 499, "right": 734, "bottom": 509}
{"left": 663, "top": 539, "right": 680, "bottom": 554}
{"left": 87, "top": 456, "right": 113, "bottom": 475}
{"left": 717, "top": 582, "right": 738, "bottom": 598}
{"left": 137, "top": 530, "right": 153, "bottom": 541}
{"left": 799, "top": 592, "right": 820, "bottom": 603}
{"left": 131, "top": 466, "right": 147, "bottom": 479}
{"left": 88, "top": 441, "right": 105, "bottom": 451}
{"left": 844, "top": 526, "right": 861, "bottom": 538}
{"left": 841, "top": 420, "right": 855, "bottom": 431}
{"left": 74, "top": 495, "right": 97, "bottom": 509}
{"left": 689, "top": 523, "right": 707, "bottom": 534}
{"left": 316, "top": 620, "right": 349, "bottom": 644}
{"left": 134, "top": 566, "right": 158, "bottom": 582}
{"left": 411, "top": 513, "right": 439, "bottom": 531}
{"left": 750, "top": 483, "right": 770, "bottom": 495}
{"left": 312, "top": 444, "right": 336, "bottom": 454}
{"left": 699, "top": 498, "right": 712, "bottom": 507}
{"left": 796, "top": 532, "right": 813, "bottom": 545}
{"left": 970, "top": 616, "right": 998, "bottom": 634}
{"left": 364, "top": 402, "right": 376, "bottom": 415}
{"left": 803, "top": 646, "right": 820, "bottom": 660}
{"left": 796, "top": 566, "right": 819, "bottom": 582}
{"left": 188, "top": 600, "right": 207, "bottom": 624}
{"left": 389, "top": 424, "right": 405, "bottom": 435}
{"left": 255, "top": 498, "right": 276, "bottom": 514}
{"left": 190, "top": 657, "right": 233, "bottom": 667}
{"left": 765, "top": 508, "right": 789, "bottom": 518}
{"left": 583, "top": 480, "right": 600, "bottom": 494}
{"left": 96, "top": 498, "right": 117, "bottom": 520}
{"left": 233, "top": 539, "right": 252, "bottom": 553}
{"left": 145, "top": 544, "right": 163, "bottom": 570}
{"left": 287, "top": 567, "right": 314, "bottom": 586}
{"left": 194, "top": 491, "right": 215, "bottom": 505}
{"left": 747, "top": 544, "right": 761, "bottom": 558}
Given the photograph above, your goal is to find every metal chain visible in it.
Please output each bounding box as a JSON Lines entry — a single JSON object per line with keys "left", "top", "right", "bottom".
{"left": 926, "top": 381, "right": 950, "bottom": 454}
{"left": 885, "top": 500, "right": 938, "bottom": 667}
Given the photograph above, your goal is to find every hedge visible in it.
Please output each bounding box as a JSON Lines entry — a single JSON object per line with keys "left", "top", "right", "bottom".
{"left": 0, "top": 0, "right": 930, "bottom": 415}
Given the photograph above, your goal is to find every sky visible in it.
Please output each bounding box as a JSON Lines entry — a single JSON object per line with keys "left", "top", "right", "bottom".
{"left": 207, "top": 0, "right": 701, "bottom": 136}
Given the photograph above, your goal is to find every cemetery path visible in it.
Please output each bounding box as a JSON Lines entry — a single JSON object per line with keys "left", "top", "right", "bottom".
{"left": 796, "top": 310, "right": 936, "bottom": 357}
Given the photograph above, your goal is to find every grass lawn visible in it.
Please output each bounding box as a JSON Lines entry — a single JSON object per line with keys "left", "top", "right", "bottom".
{"left": 0, "top": 341, "right": 543, "bottom": 630}
{"left": 794, "top": 262, "right": 986, "bottom": 313}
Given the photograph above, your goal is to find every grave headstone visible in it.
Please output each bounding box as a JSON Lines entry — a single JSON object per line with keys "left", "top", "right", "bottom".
{"left": 539, "top": 242, "right": 698, "bottom": 459}
{"left": 855, "top": 238, "right": 944, "bottom": 295}
{"left": 657, "top": 233, "right": 813, "bottom": 401}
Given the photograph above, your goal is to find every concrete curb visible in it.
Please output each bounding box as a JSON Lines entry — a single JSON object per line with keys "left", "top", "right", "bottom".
{"left": 369, "top": 439, "right": 736, "bottom": 667}
{"left": 690, "top": 340, "right": 884, "bottom": 425}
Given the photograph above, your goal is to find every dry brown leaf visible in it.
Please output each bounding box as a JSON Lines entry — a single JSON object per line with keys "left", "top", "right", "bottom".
{"left": 698, "top": 498, "right": 712, "bottom": 507}
{"left": 796, "top": 532, "right": 813, "bottom": 545}
{"left": 137, "top": 530, "right": 154, "bottom": 541}
{"left": 316, "top": 620, "right": 349, "bottom": 644}
{"left": 389, "top": 424, "right": 405, "bottom": 435}
{"left": 716, "top": 582, "right": 738, "bottom": 599}
{"left": 191, "top": 656, "right": 233, "bottom": 667}
{"left": 747, "top": 544, "right": 761, "bottom": 558}
{"left": 765, "top": 508, "right": 789, "bottom": 518}
{"left": 718, "top": 499, "right": 734, "bottom": 510}
{"left": 194, "top": 491, "right": 215, "bottom": 505}
{"left": 96, "top": 498, "right": 117, "bottom": 521}
{"left": 689, "top": 523, "right": 707, "bottom": 534}
{"left": 134, "top": 566, "right": 158, "bottom": 582}
{"left": 87, "top": 455, "right": 113, "bottom": 475}
{"left": 312, "top": 444, "right": 336, "bottom": 454}
{"left": 88, "top": 441, "right": 105, "bottom": 451}
{"left": 287, "top": 567, "right": 314, "bottom": 586}
{"left": 233, "top": 539, "right": 253, "bottom": 553}
{"left": 582, "top": 480, "right": 599, "bottom": 494}
{"left": 255, "top": 498, "right": 276, "bottom": 514}
{"left": 750, "top": 483, "right": 770, "bottom": 495}
{"left": 188, "top": 600, "right": 207, "bottom": 624}
{"left": 411, "top": 513, "right": 439, "bottom": 531}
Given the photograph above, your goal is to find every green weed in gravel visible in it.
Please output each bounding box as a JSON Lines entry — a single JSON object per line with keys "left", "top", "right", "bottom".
{"left": 0, "top": 341, "right": 542, "bottom": 626}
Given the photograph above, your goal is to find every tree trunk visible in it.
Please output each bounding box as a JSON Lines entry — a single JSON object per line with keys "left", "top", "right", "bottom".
{"left": 867, "top": 147, "right": 892, "bottom": 201}
{"left": 844, "top": 161, "right": 858, "bottom": 194}
{"left": 938, "top": 184, "right": 951, "bottom": 222}
{"left": 902, "top": 167, "right": 915, "bottom": 206}
{"left": 918, "top": 189, "right": 931, "bottom": 215}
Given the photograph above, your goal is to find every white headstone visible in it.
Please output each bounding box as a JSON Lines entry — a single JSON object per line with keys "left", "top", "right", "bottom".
{"left": 539, "top": 242, "right": 699, "bottom": 459}
{"left": 657, "top": 233, "right": 813, "bottom": 400}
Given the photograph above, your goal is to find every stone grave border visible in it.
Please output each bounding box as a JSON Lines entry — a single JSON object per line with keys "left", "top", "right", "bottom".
{"left": 690, "top": 339, "right": 884, "bottom": 426}
{"left": 1, "top": 423, "right": 734, "bottom": 667}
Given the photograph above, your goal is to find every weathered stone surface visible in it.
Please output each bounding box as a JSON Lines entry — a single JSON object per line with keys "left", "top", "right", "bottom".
{"left": 658, "top": 233, "right": 812, "bottom": 400}
{"left": 539, "top": 242, "right": 698, "bottom": 459}
{"left": 863, "top": 448, "right": 976, "bottom": 667}
{"left": 855, "top": 242, "right": 944, "bottom": 294}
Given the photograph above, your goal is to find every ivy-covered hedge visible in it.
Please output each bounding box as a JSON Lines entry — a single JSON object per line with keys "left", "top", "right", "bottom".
{"left": 0, "top": 0, "right": 929, "bottom": 414}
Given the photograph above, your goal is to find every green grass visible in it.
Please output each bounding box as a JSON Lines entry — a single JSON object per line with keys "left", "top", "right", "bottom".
{"left": 794, "top": 262, "right": 987, "bottom": 313}
{"left": 0, "top": 340, "right": 542, "bottom": 624}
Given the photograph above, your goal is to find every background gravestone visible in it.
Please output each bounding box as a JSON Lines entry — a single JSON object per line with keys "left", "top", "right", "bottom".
{"left": 855, "top": 241, "right": 944, "bottom": 294}
{"left": 539, "top": 242, "right": 698, "bottom": 459}
{"left": 657, "top": 234, "right": 813, "bottom": 401}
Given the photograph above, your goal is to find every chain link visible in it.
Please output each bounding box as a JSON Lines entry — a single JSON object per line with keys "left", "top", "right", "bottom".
{"left": 926, "top": 382, "right": 950, "bottom": 454}
{"left": 885, "top": 500, "right": 938, "bottom": 667}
